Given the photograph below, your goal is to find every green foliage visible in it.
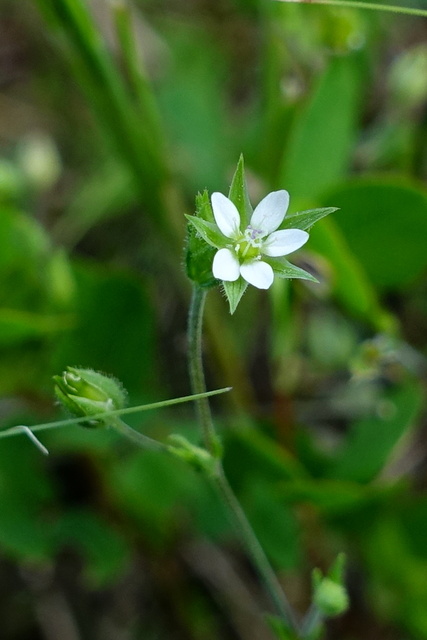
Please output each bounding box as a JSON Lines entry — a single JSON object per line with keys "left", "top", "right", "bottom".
{"left": 329, "top": 382, "right": 424, "bottom": 483}
{"left": 327, "top": 179, "right": 427, "bottom": 290}
{"left": 279, "top": 54, "right": 363, "bottom": 203}
{"left": 1, "top": 0, "right": 427, "bottom": 638}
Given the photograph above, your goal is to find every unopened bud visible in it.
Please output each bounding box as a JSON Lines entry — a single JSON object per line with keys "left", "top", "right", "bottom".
{"left": 314, "top": 577, "right": 349, "bottom": 617}
{"left": 167, "top": 434, "right": 217, "bottom": 474}
{"left": 53, "top": 367, "right": 127, "bottom": 427}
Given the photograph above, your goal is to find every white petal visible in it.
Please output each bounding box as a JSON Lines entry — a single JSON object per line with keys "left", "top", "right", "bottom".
{"left": 250, "top": 190, "right": 290, "bottom": 235}
{"left": 262, "top": 229, "right": 309, "bottom": 257}
{"left": 211, "top": 192, "right": 241, "bottom": 239}
{"left": 240, "top": 260, "right": 274, "bottom": 289}
{"left": 212, "top": 248, "right": 240, "bottom": 281}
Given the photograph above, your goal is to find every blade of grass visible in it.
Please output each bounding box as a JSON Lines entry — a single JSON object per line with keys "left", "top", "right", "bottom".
{"left": 36, "top": 0, "right": 167, "bottom": 217}
{"left": 276, "top": 0, "right": 427, "bottom": 19}
{"left": 110, "top": 0, "right": 165, "bottom": 155}
{"left": 0, "top": 388, "right": 232, "bottom": 440}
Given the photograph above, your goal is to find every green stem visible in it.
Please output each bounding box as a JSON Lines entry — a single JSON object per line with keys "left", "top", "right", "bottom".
{"left": 188, "top": 284, "right": 300, "bottom": 634}
{"left": 110, "top": 417, "right": 168, "bottom": 452}
{"left": 0, "top": 389, "right": 231, "bottom": 440}
{"left": 188, "top": 286, "right": 218, "bottom": 453}
{"left": 276, "top": 0, "right": 427, "bottom": 18}
{"left": 301, "top": 604, "right": 323, "bottom": 639}
{"left": 212, "top": 466, "right": 300, "bottom": 633}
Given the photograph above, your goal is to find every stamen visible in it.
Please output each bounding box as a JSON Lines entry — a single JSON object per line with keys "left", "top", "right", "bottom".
{"left": 244, "top": 226, "right": 263, "bottom": 249}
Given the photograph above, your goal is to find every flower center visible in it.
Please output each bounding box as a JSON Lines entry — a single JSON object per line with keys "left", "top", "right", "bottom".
{"left": 235, "top": 226, "right": 264, "bottom": 261}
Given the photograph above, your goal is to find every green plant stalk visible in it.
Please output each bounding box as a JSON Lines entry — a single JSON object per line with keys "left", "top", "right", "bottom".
{"left": 109, "top": 417, "right": 168, "bottom": 452}
{"left": 0, "top": 388, "right": 231, "bottom": 440}
{"left": 36, "top": 0, "right": 166, "bottom": 215}
{"left": 188, "top": 284, "right": 300, "bottom": 634}
{"left": 301, "top": 604, "right": 323, "bottom": 639}
{"left": 188, "top": 287, "right": 218, "bottom": 453}
{"left": 111, "top": 0, "right": 166, "bottom": 155}
{"left": 276, "top": 0, "right": 427, "bottom": 19}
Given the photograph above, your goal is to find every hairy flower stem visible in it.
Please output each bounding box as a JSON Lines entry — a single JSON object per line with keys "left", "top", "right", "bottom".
{"left": 188, "top": 286, "right": 218, "bottom": 453}
{"left": 110, "top": 417, "right": 168, "bottom": 452}
{"left": 213, "top": 464, "right": 300, "bottom": 633}
{"left": 188, "top": 284, "right": 300, "bottom": 634}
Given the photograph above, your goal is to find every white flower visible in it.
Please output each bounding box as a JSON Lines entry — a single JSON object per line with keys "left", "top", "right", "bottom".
{"left": 211, "top": 190, "right": 309, "bottom": 289}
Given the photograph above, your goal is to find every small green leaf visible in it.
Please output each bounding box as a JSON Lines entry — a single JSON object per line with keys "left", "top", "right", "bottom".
{"left": 283, "top": 207, "right": 338, "bottom": 231}
{"left": 195, "top": 189, "right": 215, "bottom": 223}
{"left": 228, "top": 155, "right": 253, "bottom": 229}
{"left": 268, "top": 258, "right": 318, "bottom": 282}
{"left": 185, "top": 215, "right": 225, "bottom": 249}
{"left": 223, "top": 278, "right": 248, "bottom": 314}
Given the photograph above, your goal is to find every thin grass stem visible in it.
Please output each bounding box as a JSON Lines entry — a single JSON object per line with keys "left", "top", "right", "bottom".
{"left": 276, "top": 0, "right": 427, "bottom": 19}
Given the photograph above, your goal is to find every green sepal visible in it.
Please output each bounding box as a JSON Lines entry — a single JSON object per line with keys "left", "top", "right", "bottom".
{"left": 228, "top": 154, "right": 253, "bottom": 229}
{"left": 185, "top": 191, "right": 218, "bottom": 288}
{"left": 223, "top": 277, "right": 248, "bottom": 314}
{"left": 195, "top": 189, "right": 215, "bottom": 223}
{"left": 267, "top": 257, "right": 319, "bottom": 282}
{"left": 185, "top": 214, "right": 225, "bottom": 249}
{"left": 283, "top": 207, "right": 338, "bottom": 231}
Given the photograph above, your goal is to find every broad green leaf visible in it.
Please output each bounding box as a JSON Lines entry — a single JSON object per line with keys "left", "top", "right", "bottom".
{"left": 283, "top": 207, "right": 338, "bottom": 231}
{"left": 185, "top": 215, "right": 224, "bottom": 249}
{"left": 54, "top": 510, "right": 130, "bottom": 585}
{"left": 228, "top": 155, "right": 253, "bottom": 229}
{"left": 280, "top": 54, "right": 363, "bottom": 200}
{"left": 309, "top": 217, "right": 392, "bottom": 330}
{"left": 156, "top": 24, "right": 231, "bottom": 193}
{"left": 325, "top": 179, "right": 427, "bottom": 290}
{"left": 223, "top": 278, "right": 248, "bottom": 314}
{"left": 329, "top": 382, "right": 424, "bottom": 483}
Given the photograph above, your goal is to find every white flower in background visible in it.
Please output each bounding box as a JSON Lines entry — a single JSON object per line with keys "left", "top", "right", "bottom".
{"left": 211, "top": 190, "right": 309, "bottom": 290}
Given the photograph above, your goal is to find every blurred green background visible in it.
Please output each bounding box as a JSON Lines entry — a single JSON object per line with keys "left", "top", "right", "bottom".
{"left": 0, "top": 0, "right": 427, "bottom": 638}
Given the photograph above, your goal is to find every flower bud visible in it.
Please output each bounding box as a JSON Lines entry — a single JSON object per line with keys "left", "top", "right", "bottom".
{"left": 53, "top": 367, "right": 127, "bottom": 428}
{"left": 314, "top": 577, "right": 349, "bottom": 617}
{"left": 167, "top": 434, "right": 217, "bottom": 475}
